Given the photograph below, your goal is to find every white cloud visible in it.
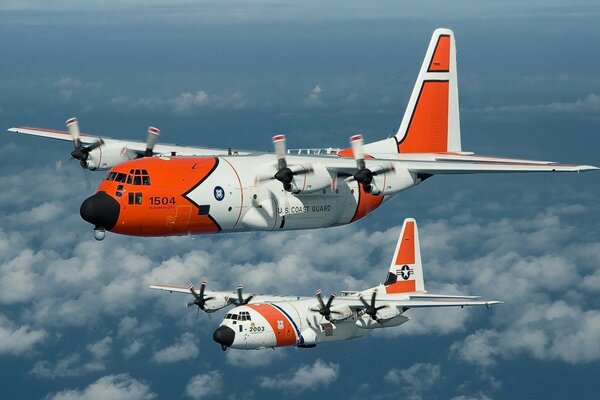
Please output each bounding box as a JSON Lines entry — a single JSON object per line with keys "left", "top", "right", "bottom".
{"left": 452, "top": 302, "right": 600, "bottom": 366}
{"left": 152, "top": 332, "right": 199, "bottom": 363}
{"left": 109, "top": 89, "right": 255, "bottom": 114}
{"left": 451, "top": 395, "right": 493, "bottom": 400}
{"left": 185, "top": 371, "right": 222, "bottom": 400}
{"left": 87, "top": 336, "right": 113, "bottom": 359}
{"left": 480, "top": 93, "right": 600, "bottom": 114}
{"left": 168, "top": 91, "right": 210, "bottom": 113}
{"left": 384, "top": 362, "right": 441, "bottom": 391}
{"left": 0, "top": 313, "right": 46, "bottom": 356}
{"left": 225, "top": 347, "right": 285, "bottom": 367}
{"left": 260, "top": 359, "right": 339, "bottom": 391}
{"left": 303, "top": 84, "right": 323, "bottom": 106}
{"left": 55, "top": 77, "right": 82, "bottom": 88}
{"left": 31, "top": 353, "right": 105, "bottom": 378}
{"left": 122, "top": 339, "right": 144, "bottom": 358}
{"left": 46, "top": 373, "right": 156, "bottom": 400}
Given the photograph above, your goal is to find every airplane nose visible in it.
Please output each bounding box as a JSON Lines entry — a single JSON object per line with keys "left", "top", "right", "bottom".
{"left": 213, "top": 325, "right": 235, "bottom": 348}
{"left": 80, "top": 191, "right": 120, "bottom": 230}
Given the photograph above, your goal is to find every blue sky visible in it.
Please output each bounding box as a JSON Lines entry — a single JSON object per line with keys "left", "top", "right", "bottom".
{"left": 1, "top": 1, "right": 600, "bottom": 399}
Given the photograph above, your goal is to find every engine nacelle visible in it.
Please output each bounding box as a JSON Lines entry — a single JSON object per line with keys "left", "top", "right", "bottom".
{"left": 203, "top": 296, "right": 230, "bottom": 313}
{"left": 329, "top": 304, "right": 353, "bottom": 321}
{"left": 290, "top": 162, "right": 332, "bottom": 194}
{"left": 378, "top": 166, "right": 418, "bottom": 196}
{"left": 84, "top": 141, "right": 136, "bottom": 170}
{"left": 355, "top": 306, "right": 409, "bottom": 329}
{"left": 298, "top": 328, "right": 318, "bottom": 348}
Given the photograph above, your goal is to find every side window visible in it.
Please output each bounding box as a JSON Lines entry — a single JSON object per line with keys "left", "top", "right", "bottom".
{"left": 198, "top": 205, "right": 210, "bottom": 215}
{"left": 128, "top": 193, "right": 143, "bottom": 205}
{"left": 126, "top": 175, "right": 133, "bottom": 184}
{"left": 115, "top": 173, "right": 127, "bottom": 183}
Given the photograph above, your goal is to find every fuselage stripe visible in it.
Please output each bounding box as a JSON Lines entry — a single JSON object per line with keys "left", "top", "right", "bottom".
{"left": 270, "top": 303, "right": 301, "bottom": 343}
{"left": 221, "top": 157, "right": 244, "bottom": 228}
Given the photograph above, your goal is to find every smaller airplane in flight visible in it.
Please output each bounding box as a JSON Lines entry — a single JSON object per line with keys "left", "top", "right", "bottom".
{"left": 150, "top": 218, "right": 501, "bottom": 351}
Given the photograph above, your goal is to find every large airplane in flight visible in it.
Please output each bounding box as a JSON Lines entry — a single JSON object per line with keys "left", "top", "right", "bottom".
{"left": 7, "top": 29, "right": 597, "bottom": 240}
{"left": 150, "top": 218, "right": 501, "bottom": 351}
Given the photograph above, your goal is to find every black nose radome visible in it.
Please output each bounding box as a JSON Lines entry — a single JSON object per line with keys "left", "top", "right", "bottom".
{"left": 213, "top": 325, "right": 235, "bottom": 348}
{"left": 80, "top": 191, "right": 120, "bottom": 230}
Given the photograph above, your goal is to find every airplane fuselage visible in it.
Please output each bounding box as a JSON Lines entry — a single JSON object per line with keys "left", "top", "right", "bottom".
{"left": 81, "top": 154, "right": 420, "bottom": 238}
{"left": 212, "top": 295, "right": 409, "bottom": 350}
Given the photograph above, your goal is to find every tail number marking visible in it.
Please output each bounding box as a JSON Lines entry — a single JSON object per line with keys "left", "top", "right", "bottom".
{"left": 150, "top": 196, "right": 176, "bottom": 206}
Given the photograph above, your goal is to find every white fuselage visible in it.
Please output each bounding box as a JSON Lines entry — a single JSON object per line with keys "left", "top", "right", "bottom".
{"left": 216, "top": 296, "right": 409, "bottom": 350}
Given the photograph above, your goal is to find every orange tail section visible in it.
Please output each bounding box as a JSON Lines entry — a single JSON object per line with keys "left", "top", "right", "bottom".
{"left": 384, "top": 218, "right": 425, "bottom": 294}
{"left": 395, "top": 28, "right": 461, "bottom": 154}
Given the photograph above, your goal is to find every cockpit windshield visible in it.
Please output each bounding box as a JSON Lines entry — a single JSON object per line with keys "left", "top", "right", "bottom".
{"left": 225, "top": 311, "right": 251, "bottom": 321}
{"left": 105, "top": 169, "right": 151, "bottom": 186}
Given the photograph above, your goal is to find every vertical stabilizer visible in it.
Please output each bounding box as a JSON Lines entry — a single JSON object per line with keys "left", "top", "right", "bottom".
{"left": 395, "top": 28, "right": 461, "bottom": 153}
{"left": 384, "top": 218, "right": 425, "bottom": 293}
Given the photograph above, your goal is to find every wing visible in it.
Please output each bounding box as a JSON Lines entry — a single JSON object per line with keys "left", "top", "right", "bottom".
{"left": 335, "top": 292, "right": 502, "bottom": 310}
{"left": 403, "top": 152, "right": 598, "bottom": 174}
{"left": 148, "top": 283, "right": 306, "bottom": 311}
{"left": 149, "top": 283, "right": 232, "bottom": 298}
{"left": 7, "top": 126, "right": 246, "bottom": 157}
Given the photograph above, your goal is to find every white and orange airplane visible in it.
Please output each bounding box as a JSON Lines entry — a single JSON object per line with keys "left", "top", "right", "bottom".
{"left": 7, "top": 29, "right": 597, "bottom": 240}
{"left": 150, "top": 218, "right": 501, "bottom": 350}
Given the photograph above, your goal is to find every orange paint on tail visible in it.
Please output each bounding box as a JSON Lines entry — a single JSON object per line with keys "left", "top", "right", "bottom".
{"left": 398, "top": 81, "right": 449, "bottom": 153}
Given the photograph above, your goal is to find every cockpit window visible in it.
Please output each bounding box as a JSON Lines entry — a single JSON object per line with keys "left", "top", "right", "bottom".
{"left": 107, "top": 170, "right": 151, "bottom": 186}
{"left": 238, "top": 311, "right": 251, "bottom": 321}
{"left": 231, "top": 314, "right": 238, "bottom": 320}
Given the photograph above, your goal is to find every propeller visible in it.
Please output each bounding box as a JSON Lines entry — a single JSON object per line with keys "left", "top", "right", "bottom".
{"left": 186, "top": 281, "right": 215, "bottom": 316}
{"left": 66, "top": 117, "right": 105, "bottom": 169}
{"left": 144, "top": 126, "right": 160, "bottom": 157}
{"left": 313, "top": 289, "right": 337, "bottom": 321}
{"left": 348, "top": 134, "right": 394, "bottom": 194}
{"left": 233, "top": 284, "right": 254, "bottom": 306}
{"left": 358, "top": 289, "right": 387, "bottom": 322}
{"left": 267, "top": 134, "right": 311, "bottom": 192}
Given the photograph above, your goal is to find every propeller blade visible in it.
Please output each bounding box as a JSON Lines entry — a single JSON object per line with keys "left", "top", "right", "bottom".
{"left": 86, "top": 139, "right": 105, "bottom": 151}
{"left": 316, "top": 289, "right": 326, "bottom": 309}
{"left": 350, "top": 134, "right": 365, "bottom": 170}
{"left": 272, "top": 134, "right": 287, "bottom": 170}
{"left": 145, "top": 126, "right": 160, "bottom": 157}
{"left": 188, "top": 283, "right": 199, "bottom": 299}
{"left": 236, "top": 284, "right": 244, "bottom": 305}
{"left": 370, "top": 290, "right": 377, "bottom": 308}
{"left": 325, "top": 293, "right": 336, "bottom": 309}
{"left": 66, "top": 117, "right": 81, "bottom": 149}
{"left": 358, "top": 293, "right": 370, "bottom": 308}
{"left": 371, "top": 165, "right": 395, "bottom": 176}
{"left": 198, "top": 280, "right": 207, "bottom": 299}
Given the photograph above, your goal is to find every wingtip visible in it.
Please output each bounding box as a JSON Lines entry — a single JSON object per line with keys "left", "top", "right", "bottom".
{"left": 578, "top": 165, "right": 600, "bottom": 172}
